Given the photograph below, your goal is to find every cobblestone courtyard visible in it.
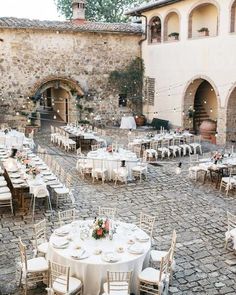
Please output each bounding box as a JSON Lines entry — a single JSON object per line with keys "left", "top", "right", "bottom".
{"left": 1, "top": 129, "right": 236, "bottom": 295}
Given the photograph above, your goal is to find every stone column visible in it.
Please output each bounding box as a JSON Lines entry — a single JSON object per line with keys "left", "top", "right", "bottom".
{"left": 216, "top": 107, "right": 226, "bottom": 145}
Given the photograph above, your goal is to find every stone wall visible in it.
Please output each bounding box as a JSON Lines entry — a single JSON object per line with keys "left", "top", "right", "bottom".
{"left": 0, "top": 27, "right": 141, "bottom": 127}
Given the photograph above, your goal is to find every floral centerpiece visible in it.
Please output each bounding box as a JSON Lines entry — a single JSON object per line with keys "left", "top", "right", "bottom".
{"left": 212, "top": 151, "right": 223, "bottom": 164}
{"left": 92, "top": 218, "right": 109, "bottom": 240}
{"left": 26, "top": 165, "right": 40, "bottom": 178}
{"left": 16, "top": 152, "right": 28, "bottom": 164}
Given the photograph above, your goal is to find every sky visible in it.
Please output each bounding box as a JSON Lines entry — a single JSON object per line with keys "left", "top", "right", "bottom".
{"left": 0, "top": 0, "right": 66, "bottom": 21}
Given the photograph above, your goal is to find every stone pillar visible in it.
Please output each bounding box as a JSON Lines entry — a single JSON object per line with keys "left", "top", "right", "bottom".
{"left": 216, "top": 107, "right": 226, "bottom": 145}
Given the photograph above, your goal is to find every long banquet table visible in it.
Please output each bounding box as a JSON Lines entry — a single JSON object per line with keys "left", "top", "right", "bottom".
{"left": 47, "top": 220, "right": 151, "bottom": 295}
{"left": 60, "top": 125, "right": 106, "bottom": 148}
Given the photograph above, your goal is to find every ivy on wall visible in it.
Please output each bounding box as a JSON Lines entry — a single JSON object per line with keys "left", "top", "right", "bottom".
{"left": 108, "top": 57, "right": 144, "bottom": 113}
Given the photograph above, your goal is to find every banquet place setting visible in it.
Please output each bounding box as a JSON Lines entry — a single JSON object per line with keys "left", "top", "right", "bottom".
{"left": 17, "top": 207, "right": 177, "bottom": 295}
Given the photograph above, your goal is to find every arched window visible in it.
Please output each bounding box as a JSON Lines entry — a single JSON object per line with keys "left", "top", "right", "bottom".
{"left": 149, "top": 16, "right": 162, "bottom": 44}
{"left": 164, "top": 11, "right": 180, "bottom": 42}
{"left": 230, "top": 0, "right": 236, "bottom": 32}
{"left": 188, "top": 3, "right": 218, "bottom": 39}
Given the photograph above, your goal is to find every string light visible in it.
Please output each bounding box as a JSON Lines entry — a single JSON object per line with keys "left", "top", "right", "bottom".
{"left": 53, "top": 115, "right": 56, "bottom": 120}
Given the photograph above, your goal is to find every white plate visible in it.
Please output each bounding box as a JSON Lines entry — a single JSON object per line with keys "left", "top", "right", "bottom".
{"left": 12, "top": 179, "right": 25, "bottom": 184}
{"left": 52, "top": 239, "right": 69, "bottom": 249}
{"left": 102, "top": 252, "right": 120, "bottom": 263}
{"left": 55, "top": 228, "right": 70, "bottom": 236}
{"left": 9, "top": 173, "right": 21, "bottom": 178}
{"left": 127, "top": 245, "right": 144, "bottom": 255}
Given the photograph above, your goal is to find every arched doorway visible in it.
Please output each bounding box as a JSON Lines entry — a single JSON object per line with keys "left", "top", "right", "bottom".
{"left": 226, "top": 86, "right": 236, "bottom": 143}
{"left": 31, "top": 77, "right": 84, "bottom": 124}
{"left": 183, "top": 78, "right": 218, "bottom": 133}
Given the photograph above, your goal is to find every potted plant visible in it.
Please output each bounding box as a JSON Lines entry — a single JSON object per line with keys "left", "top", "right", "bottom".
{"left": 198, "top": 27, "right": 209, "bottom": 37}
{"left": 168, "top": 32, "right": 179, "bottom": 41}
{"left": 134, "top": 113, "right": 146, "bottom": 126}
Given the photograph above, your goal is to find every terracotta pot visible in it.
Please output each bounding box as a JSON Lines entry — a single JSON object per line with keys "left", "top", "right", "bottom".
{"left": 25, "top": 125, "right": 40, "bottom": 135}
{"left": 199, "top": 119, "right": 217, "bottom": 143}
{"left": 135, "top": 115, "right": 145, "bottom": 126}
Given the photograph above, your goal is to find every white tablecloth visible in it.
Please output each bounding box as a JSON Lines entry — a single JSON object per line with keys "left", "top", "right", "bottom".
{"left": 120, "top": 117, "right": 136, "bottom": 130}
{"left": 87, "top": 148, "right": 139, "bottom": 180}
{"left": 47, "top": 220, "right": 151, "bottom": 295}
{"left": 0, "top": 130, "right": 25, "bottom": 149}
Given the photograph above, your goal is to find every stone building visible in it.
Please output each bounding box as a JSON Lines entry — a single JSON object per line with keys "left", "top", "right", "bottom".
{"left": 0, "top": 0, "right": 141, "bottom": 127}
{"left": 126, "top": 0, "right": 236, "bottom": 145}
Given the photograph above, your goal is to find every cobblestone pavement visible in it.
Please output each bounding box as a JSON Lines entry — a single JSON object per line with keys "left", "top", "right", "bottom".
{"left": 1, "top": 128, "right": 236, "bottom": 295}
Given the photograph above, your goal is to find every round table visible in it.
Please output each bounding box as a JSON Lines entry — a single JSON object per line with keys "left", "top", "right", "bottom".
{"left": 47, "top": 220, "right": 151, "bottom": 295}
{"left": 87, "top": 148, "right": 139, "bottom": 180}
{"left": 120, "top": 116, "right": 136, "bottom": 130}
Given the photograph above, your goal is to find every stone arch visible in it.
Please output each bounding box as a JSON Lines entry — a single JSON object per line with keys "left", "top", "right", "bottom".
{"left": 148, "top": 15, "right": 162, "bottom": 44}
{"left": 182, "top": 75, "right": 219, "bottom": 132}
{"left": 29, "top": 76, "right": 84, "bottom": 99}
{"left": 30, "top": 76, "right": 84, "bottom": 123}
{"left": 225, "top": 82, "right": 236, "bottom": 142}
{"left": 230, "top": 0, "right": 236, "bottom": 32}
{"left": 163, "top": 10, "right": 181, "bottom": 42}
{"left": 188, "top": 0, "right": 219, "bottom": 39}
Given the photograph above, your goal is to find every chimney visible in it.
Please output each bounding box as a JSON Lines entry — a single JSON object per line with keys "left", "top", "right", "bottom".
{"left": 72, "top": 0, "right": 86, "bottom": 24}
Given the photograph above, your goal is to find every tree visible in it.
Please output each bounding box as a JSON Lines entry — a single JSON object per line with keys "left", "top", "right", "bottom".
{"left": 54, "top": 0, "right": 146, "bottom": 23}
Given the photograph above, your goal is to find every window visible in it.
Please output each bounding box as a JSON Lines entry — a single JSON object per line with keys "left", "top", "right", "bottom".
{"left": 144, "top": 77, "right": 155, "bottom": 106}
{"left": 119, "top": 94, "right": 127, "bottom": 107}
{"left": 149, "top": 16, "right": 162, "bottom": 43}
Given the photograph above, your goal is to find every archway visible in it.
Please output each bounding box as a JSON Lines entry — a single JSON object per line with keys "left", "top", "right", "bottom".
{"left": 31, "top": 77, "right": 84, "bottom": 124}
{"left": 188, "top": 2, "right": 218, "bottom": 38}
{"left": 149, "top": 16, "right": 162, "bottom": 43}
{"left": 230, "top": 0, "right": 236, "bottom": 33}
{"left": 183, "top": 78, "right": 218, "bottom": 133}
{"left": 164, "top": 11, "right": 180, "bottom": 41}
{"left": 226, "top": 86, "right": 236, "bottom": 143}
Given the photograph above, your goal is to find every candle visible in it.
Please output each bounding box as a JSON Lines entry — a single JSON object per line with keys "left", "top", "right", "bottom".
{"left": 232, "top": 145, "right": 234, "bottom": 155}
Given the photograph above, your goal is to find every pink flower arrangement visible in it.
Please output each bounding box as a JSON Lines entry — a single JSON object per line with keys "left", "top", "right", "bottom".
{"left": 92, "top": 218, "right": 109, "bottom": 240}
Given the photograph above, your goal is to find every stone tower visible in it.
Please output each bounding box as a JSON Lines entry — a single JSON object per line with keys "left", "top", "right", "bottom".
{"left": 72, "top": 0, "right": 86, "bottom": 22}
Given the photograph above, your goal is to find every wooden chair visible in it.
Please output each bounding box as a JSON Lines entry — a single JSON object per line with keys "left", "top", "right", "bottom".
{"left": 219, "top": 168, "right": 236, "bottom": 196}
{"left": 98, "top": 206, "right": 116, "bottom": 219}
{"left": 188, "top": 135, "right": 202, "bottom": 155}
{"left": 169, "top": 138, "right": 181, "bottom": 158}
{"left": 92, "top": 159, "right": 108, "bottom": 184}
{"left": 113, "top": 161, "right": 128, "bottom": 186}
{"left": 188, "top": 154, "right": 208, "bottom": 182}
{"left": 139, "top": 212, "right": 156, "bottom": 238}
{"left": 139, "top": 248, "right": 171, "bottom": 295}
{"left": 30, "top": 187, "right": 52, "bottom": 221}
{"left": 157, "top": 139, "right": 171, "bottom": 159}
{"left": 132, "top": 161, "right": 148, "bottom": 183}
{"left": 34, "top": 219, "right": 48, "bottom": 256}
{"left": 102, "top": 271, "right": 132, "bottom": 295}
{"left": 18, "top": 237, "right": 49, "bottom": 295}
{"left": 150, "top": 229, "right": 177, "bottom": 284}
{"left": 225, "top": 211, "right": 236, "bottom": 250}
{"left": 48, "top": 261, "right": 82, "bottom": 295}
{"left": 58, "top": 208, "right": 77, "bottom": 226}
{"left": 0, "top": 189, "right": 13, "bottom": 214}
